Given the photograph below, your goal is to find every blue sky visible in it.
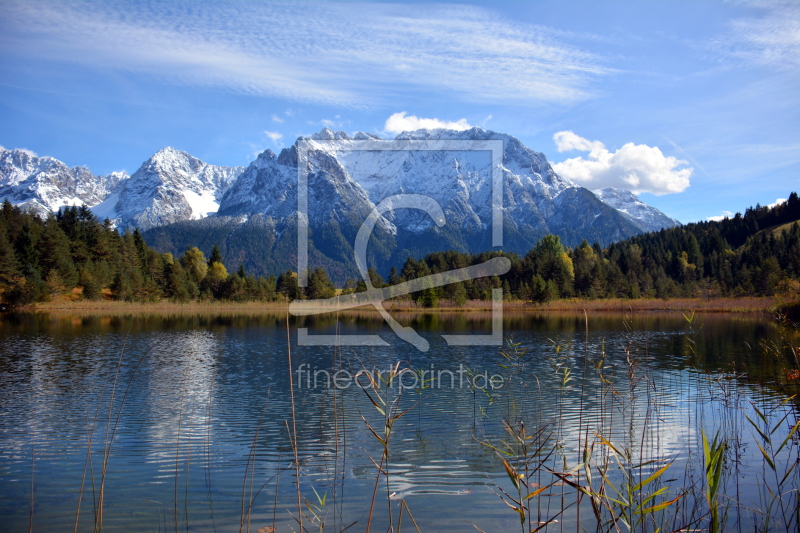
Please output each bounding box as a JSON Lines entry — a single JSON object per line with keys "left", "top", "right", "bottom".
{"left": 0, "top": 0, "right": 798, "bottom": 223}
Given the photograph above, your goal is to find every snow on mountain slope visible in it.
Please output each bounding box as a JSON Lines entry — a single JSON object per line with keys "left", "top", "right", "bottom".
{"left": 218, "top": 142, "right": 393, "bottom": 235}
{"left": 92, "top": 147, "right": 244, "bottom": 230}
{"left": 0, "top": 147, "right": 125, "bottom": 217}
{"left": 309, "top": 127, "right": 639, "bottom": 247}
{"left": 1, "top": 129, "right": 680, "bottom": 262}
{"left": 593, "top": 187, "right": 681, "bottom": 232}
{"left": 217, "top": 127, "right": 644, "bottom": 258}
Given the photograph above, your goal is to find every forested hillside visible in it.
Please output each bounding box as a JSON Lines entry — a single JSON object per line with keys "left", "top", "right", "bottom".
{"left": 0, "top": 201, "right": 280, "bottom": 305}
{"left": 396, "top": 192, "right": 800, "bottom": 304}
{"left": 1, "top": 193, "right": 799, "bottom": 307}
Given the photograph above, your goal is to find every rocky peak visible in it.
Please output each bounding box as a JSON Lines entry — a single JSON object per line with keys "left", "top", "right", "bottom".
{"left": 593, "top": 187, "right": 681, "bottom": 233}
{"left": 311, "top": 128, "right": 352, "bottom": 141}
{"left": 0, "top": 147, "right": 124, "bottom": 214}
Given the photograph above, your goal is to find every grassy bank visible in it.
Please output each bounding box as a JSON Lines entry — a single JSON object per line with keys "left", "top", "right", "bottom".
{"left": 22, "top": 296, "right": 778, "bottom": 316}
{"left": 518, "top": 296, "right": 777, "bottom": 313}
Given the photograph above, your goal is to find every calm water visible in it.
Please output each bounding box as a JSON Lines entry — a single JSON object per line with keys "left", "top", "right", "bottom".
{"left": 0, "top": 310, "right": 798, "bottom": 532}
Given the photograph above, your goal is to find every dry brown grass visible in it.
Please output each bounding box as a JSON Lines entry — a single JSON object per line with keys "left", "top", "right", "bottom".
{"left": 25, "top": 295, "right": 777, "bottom": 317}
{"left": 519, "top": 296, "right": 777, "bottom": 313}
{"left": 30, "top": 300, "right": 291, "bottom": 316}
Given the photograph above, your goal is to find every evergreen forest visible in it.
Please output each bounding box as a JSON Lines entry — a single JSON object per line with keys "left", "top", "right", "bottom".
{"left": 1, "top": 193, "right": 799, "bottom": 307}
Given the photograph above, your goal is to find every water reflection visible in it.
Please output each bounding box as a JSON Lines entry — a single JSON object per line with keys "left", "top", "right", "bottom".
{"left": 0, "top": 310, "right": 797, "bottom": 532}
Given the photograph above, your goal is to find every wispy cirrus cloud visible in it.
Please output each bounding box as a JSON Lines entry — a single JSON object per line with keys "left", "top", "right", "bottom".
{"left": 0, "top": 0, "right": 611, "bottom": 107}
{"left": 263, "top": 131, "right": 283, "bottom": 145}
{"left": 710, "top": 1, "right": 800, "bottom": 72}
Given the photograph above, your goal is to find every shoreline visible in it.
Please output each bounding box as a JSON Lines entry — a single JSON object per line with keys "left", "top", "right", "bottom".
{"left": 11, "top": 296, "right": 778, "bottom": 316}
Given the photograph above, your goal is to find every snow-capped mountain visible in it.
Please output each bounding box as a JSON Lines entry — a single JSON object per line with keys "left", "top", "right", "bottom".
{"left": 1, "top": 130, "right": 682, "bottom": 280}
{"left": 0, "top": 146, "right": 244, "bottom": 231}
{"left": 217, "top": 127, "right": 643, "bottom": 254}
{"left": 0, "top": 146, "right": 125, "bottom": 217}
{"left": 92, "top": 147, "right": 244, "bottom": 230}
{"left": 149, "top": 127, "right": 655, "bottom": 279}
{"left": 593, "top": 187, "right": 681, "bottom": 233}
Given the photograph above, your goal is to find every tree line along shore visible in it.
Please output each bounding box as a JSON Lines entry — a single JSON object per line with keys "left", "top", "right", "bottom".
{"left": 1, "top": 193, "right": 799, "bottom": 313}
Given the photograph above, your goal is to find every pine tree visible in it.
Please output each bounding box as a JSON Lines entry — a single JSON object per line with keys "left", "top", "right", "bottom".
{"left": 0, "top": 225, "right": 21, "bottom": 302}
{"left": 14, "top": 222, "right": 39, "bottom": 269}
{"left": 208, "top": 244, "right": 223, "bottom": 267}
{"left": 79, "top": 262, "right": 103, "bottom": 300}
{"left": 114, "top": 232, "right": 145, "bottom": 300}
{"left": 39, "top": 216, "right": 78, "bottom": 288}
{"left": 163, "top": 259, "right": 192, "bottom": 301}
{"left": 529, "top": 274, "right": 548, "bottom": 303}
{"left": 388, "top": 266, "right": 401, "bottom": 285}
{"left": 307, "top": 267, "right": 336, "bottom": 300}
{"left": 277, "top": 270, "right": 301, "bottom": 300}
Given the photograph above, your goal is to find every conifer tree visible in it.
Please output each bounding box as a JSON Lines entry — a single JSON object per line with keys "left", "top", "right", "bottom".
{"left": 39, "top": 215, "right": 78, "bottom": 288}
{"left": 277, "top": 270, "right": 301, "bottom": 300}
{"left": 0, "top": 226, "right": 21, "bottom": 300}
{"left": 208, "top": 244, "right": 223, "bottom": 267}
{"left": 307, "top": 267, "right": 336, "bottom": 299}
{"left": 14, "top": 222, "right": 39, "bottom": 269}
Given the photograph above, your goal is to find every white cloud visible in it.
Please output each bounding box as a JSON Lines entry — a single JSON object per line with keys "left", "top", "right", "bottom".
{"left": 0, "top": 1, "right": 610, "bottom": 106}
{"left": 767, "top": 197, "right": 787, "bottom": 209}
{"left": 384, "top": 112, "right": 471, "bottom": 134}
{"left": 708, "top": 210, "right": 734, "bottom": 222}
{"left": 708, "top": 198, "right": 786, "bottom": 221}
{"left": 264, "top": 130, "right": 283, "bottom": 144}
{"left": 551, "top": 131, "right": 692, "bottom": 195}
{"left": 554, "top": 130, "right": 604, "bottom": 153}
{"left": 271, "top": 114, "right": 284, "bottom": 123}
{"left": 719, "top": 2, "right": 800, "bottom": 72}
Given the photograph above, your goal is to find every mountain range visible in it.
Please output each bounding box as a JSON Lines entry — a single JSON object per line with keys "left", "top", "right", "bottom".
{"left": 0, "top": 147, "right": 125, "bottom": 217}
{"left": 0, "top": 129, "right": 680, "bottom": 280}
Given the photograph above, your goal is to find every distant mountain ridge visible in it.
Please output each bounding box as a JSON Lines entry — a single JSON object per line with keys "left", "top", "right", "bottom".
{"left": 144, "top": 127, "right": 679, "bottom": 280}
{"left": 0, "top": 146, "right": 125, "bottom": 217}
{"left": 0, "top": 129, "right": 680, "bottom": 279}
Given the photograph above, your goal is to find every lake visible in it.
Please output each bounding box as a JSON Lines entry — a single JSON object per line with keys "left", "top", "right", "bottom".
{"left": 1, "top": 310, "right": 798, "bottom": 532}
